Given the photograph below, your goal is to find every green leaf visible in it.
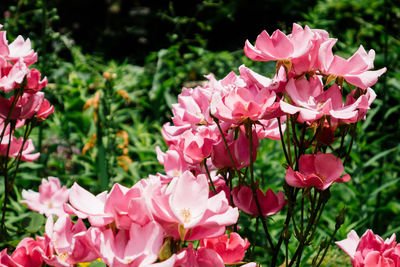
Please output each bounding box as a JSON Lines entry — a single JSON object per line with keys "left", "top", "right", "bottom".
{"left": 88, "top": 261, "right": 107, "bottom": 267}
{"left": 21, "top": 212, "right": 45, "bottom": 233}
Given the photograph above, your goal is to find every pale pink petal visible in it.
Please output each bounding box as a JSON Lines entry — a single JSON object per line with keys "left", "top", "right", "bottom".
{"left": 335, "top": 230, "right": 360, "bottom": 259}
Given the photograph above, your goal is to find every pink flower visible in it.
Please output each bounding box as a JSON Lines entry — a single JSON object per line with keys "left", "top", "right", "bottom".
{"left": 281, "top": 77, "right": 377, "bottom": 123}
{"left": 319, "top": 41, "right": 386, "bottom": 89}
{"left": 0, "top": 136, "right": 40, "bottom": 162}
{"left": 21, "top": 177, "right": 69, "bottom": 217}
{"left": 64, "top": 182, "right": 113, "bottom": 226}
{"left": 161, "top": 122, "right": 192, "bottom": 147}
{"left": 211, "top": 128, "right": 258, "bottom": 170}
{"left": 0, "top": 58, "right": 29, "bottom": 92}
{"left": 335, "top": 87, "right": 376, "bottom": 123}
{"left": 171, "top": 85, "right": 214, "bottom": 127}
{"left": 5, "top": 35, "right": 37, "bottom": 66}
{"left": 156, "top": 146, "right": 197, "bottom": 179}
{"left": 36, "top": 98, "right": 54, "bottom": 120}
{"left": 280, "top": 77, "right": 332, "bottom": 122}
{"left": 25, "top": 68, "right": 47, "bottom": 91}
{"left": 85, "top": 221, "right": 164, "bottom": 266}
{"left": 104, "top": 183, "right": 153, "bottom": 228}
{"left": 149, "top": 171, "right": 239, "bottom": 241}
{"left": 0, "top": 249, "right": 14, "bottom": 266}
{"left": 179, "top": 128, "right": 215, "bottom": 164}
{"left": 0, "top": 91, "right": 45, "bottom": 120}
{"left": 244, "top": 23, "right": 314, "bottom": 63}
{"left": 210, "top": 68, "right": 278, "bottom": 124}
{"left": 200, "top": 232, "right": 250, "bottom": 264}
{"left": 66, "top": 181, "right": 155, "bottom": 229}
{"left": 238, "top": 63, "right": 286, "bottom": 93}
{"left": 285, "top": 153, "right": 351, "bottom": 190}
{"left": 43, "top": 216, "right": 97, "bottom": 266}
{"left": 336, "top": 229, "right": 400, "bottom": 267}
{"left": 232, "top": 185, "right": 286, "bottom": 216}
{"left": 254, "top": 118, "right": 286, "bottom": 141}
{"left": 9, "top": 237, "right": 46, "bottom": 267}
{"left": 169, "top": 243, "right": 225, "bottom": 267}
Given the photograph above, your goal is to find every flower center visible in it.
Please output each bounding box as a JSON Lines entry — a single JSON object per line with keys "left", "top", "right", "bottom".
{"left": 173, "top": 170, "right": 181, "bottom": 177}
{"left": 58, "top": 252, "right": 68, "bottom": 262}
{"left": 317, "top": 173, "right": 326, "bottom": 182}
{"left": 180, "top": 208, "right": 191, "bottom": 223}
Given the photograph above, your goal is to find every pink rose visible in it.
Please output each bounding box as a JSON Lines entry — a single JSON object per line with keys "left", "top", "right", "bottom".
{"left": 285, "top": 153, "right": 351, "bottom": 190}
{"left": 232, "top": 185, "right": 286, "bottom": 216}
{"left": 336, "top": 229, "right": 400, "bottom": 267}
{"left": 200, "top": 232, "right": 250, "bottom": 264}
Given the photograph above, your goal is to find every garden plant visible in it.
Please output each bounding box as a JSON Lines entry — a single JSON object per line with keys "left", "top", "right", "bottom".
{"left": 1, "top": 15, "right": 397, "bottom": 266}
{"left": 0, "top": 0, "right": 400, "bottom": 267}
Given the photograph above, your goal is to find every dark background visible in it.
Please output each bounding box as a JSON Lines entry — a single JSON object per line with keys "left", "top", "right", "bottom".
{"left": 0, "top": 0, "right": 316, "bottom": 63}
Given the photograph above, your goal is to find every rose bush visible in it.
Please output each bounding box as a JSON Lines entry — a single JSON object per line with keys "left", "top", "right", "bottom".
{"left": 0, "top": 22, "right": 390, "bottom": 266}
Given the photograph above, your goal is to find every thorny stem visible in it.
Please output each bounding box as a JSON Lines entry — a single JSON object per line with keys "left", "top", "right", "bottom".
{"left": 246, "top": 119, "right": 274, "bottom": 249}
{"left": 289, "top": 190, "right": 329, "bottom": 267}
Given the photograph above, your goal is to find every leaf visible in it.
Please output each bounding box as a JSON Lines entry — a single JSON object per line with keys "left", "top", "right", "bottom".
{"left": 363, "top": 148, "right": 396, "bottom": 168}
{"left": 21, "top": 212, "right": 45, "bottom": 233}
{"left": 87, "top": 260, "right": 107, "bottom": 267}
{"left": 369, "top": 178, "right": 400, "bottom": 199}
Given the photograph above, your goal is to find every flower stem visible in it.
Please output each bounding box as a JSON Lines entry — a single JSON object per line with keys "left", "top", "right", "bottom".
{"left": 203, "top": 158, "right": 217, "bottom": 194}
{"left": 277, "top": 117, "right": 290, "bottom": 165}
{"left": 246, "top": 119, "right": 274, "bottom": 249}
{"left": 212, "top": 115, "right": 242, "bottom": 180}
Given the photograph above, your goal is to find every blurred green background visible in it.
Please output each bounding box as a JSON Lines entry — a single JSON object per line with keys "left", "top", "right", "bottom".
{"left": 0, "top": 0, "right": 399, "bottom": 265}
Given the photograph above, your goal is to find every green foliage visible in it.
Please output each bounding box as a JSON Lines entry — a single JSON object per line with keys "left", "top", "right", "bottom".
{"left": 1, "top": 0, "right": 399, "bottom": 265}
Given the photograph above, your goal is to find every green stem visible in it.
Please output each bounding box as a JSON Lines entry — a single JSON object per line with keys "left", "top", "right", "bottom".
{"left": 315, "top": 227, "right": 340, "bottom": 267}
{"left": 288, "top": 191, "right": 325, "bottom": 267}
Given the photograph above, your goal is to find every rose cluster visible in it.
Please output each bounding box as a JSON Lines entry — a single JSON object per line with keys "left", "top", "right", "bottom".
{"left": 1, "top": 176, "right": 252, "bottom": 266}
{"left": 337, "top": 229, "right": 400, "bottom": 267}
{"left": 0, "top": 24, "right": 53, "bottom": 161}
{"left": 1, "top": 23, "right": 387, "bottom": 266}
